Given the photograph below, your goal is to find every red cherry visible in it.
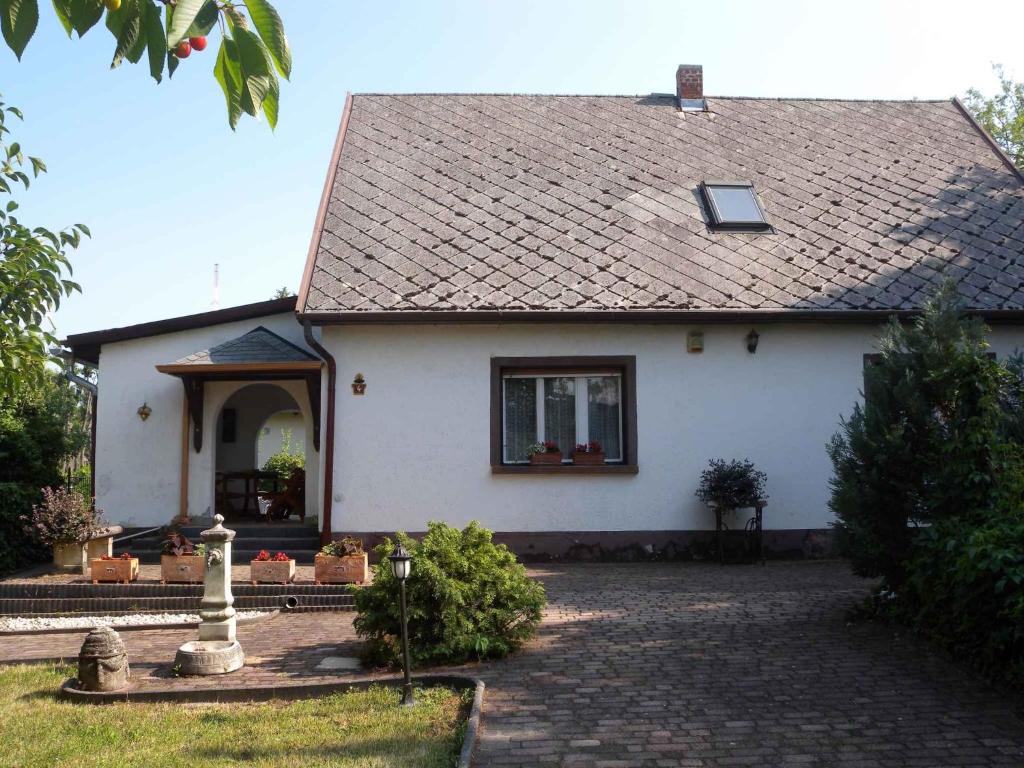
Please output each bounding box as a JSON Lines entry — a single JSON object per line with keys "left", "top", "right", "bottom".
{"left": 189, "top": 36, "right": 207, "bottom": 52}
{"left": 174, "top": 40, "right": 191, "bottom": 59}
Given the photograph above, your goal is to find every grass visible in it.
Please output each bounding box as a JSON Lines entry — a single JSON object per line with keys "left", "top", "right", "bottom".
{"left": 0, "top": 664, "right": 469, "bottom": 768}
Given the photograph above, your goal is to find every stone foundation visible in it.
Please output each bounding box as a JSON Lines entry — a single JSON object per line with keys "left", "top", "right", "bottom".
{"left": 338, "top": 529, "right": 837, "bottom": 563}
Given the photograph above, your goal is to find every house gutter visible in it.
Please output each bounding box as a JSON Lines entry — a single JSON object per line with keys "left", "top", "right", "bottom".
{"left": 303, "top": 320, "right": 336, "bottom": 546}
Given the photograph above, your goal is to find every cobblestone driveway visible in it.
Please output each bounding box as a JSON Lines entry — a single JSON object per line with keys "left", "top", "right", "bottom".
{"left": 2, "top": 561, "right": 1022, "bottom": 766}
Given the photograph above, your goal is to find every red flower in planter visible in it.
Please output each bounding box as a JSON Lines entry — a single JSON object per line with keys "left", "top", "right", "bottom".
{"left": 255, "top": 550, "right": 271, "bottom": 562}
{"left": 272, "top": 552, "right": 291, "bottom": 562}
{"left": 101, "top": 553, "right": 134, "bottom": 560}
{"left": 542, "top": 440, "right": 560, "bottom": 453}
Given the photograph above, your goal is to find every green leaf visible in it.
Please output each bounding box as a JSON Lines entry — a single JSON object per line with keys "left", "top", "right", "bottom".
{"left": 51, "top": 0, "right": 72, "bottom": 36}
{"left": 67, "top": 0, "right": 102, "bottom": 36}
{"left": 245, "top": 0, "right": 290, "bottom": 79}
{"left": 185, "top": 0, "right": 216, "bottom": 37}
{"left": 108, "top": 1, "right": 142, "bottom": 69}
{"left": 165, "top": 0, "right": 203, "bottom": 46}
{"left": 0, "top": 0, "right": 39, "bottom": 60}
{"left": 213, "top": 36, "right": 242, "bottom": 130}
{"left": 28, "top": 155, "right": 44, "bottom": 176}
{"left": 141, "top": 0, "right": 163, "bottom": 82}
{"left": 263, "top": 73, "right": 278, "bottom": 130}
{"left": 233, "top": 26, "right": 272, "bottom": 117}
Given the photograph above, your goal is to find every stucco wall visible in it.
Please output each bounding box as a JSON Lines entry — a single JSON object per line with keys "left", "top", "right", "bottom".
{"left": 322, "top": 323, "right": 1024, "bottom": 535}
{"left": 92, "top": 313, "right": 320, "bottom": 527}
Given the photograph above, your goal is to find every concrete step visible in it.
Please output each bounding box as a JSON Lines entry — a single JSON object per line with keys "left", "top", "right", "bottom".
{"left": 125, "top": 548, "right": 322, "bottom": 565}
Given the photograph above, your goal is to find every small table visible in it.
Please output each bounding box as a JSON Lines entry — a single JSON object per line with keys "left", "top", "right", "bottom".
{"left": 216, "top": 470, "right": 281, "bottom": 517}
{"left": 712, "top": 500, "right": 766, "bottom": 565}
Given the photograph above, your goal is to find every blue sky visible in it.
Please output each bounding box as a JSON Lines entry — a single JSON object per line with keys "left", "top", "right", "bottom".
{"left": 5, "top": 0, "right": 1024, "bottom": 336}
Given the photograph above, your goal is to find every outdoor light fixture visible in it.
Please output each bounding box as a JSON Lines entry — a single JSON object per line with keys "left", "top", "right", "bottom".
{"left": 137, "top": 402, "right": 152, "bottom": 421}
{"left": 389, "top": 544, "right": 414, "bottom": 706}
{"left": 746, "top": 329, "right": 760, "bottom": 354}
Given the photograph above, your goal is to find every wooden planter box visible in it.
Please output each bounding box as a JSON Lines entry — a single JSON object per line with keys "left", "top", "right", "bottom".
{"left": 90, "top": 557, "right": 139, "bottom": 584}
{"left": 529, "top": 451, "right": 563, "bottom": 465}
{"left": 314, "top": 552, "right": 368, "bottom": 585}
{"left": 572, "top": 452, "right": 606, "bottom": 466}
{"left": 161, "top": 554, "right": 205, "bottom": 584}
{"left": 250, "top": 559, "right": 296, "bottom": 585}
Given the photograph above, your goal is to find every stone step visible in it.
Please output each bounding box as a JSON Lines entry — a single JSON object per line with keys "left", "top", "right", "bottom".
{"left": 0, "top": 582, "right": 354, "bottom": 599}
{"left": 124, "top": 548, "right": 322, "bottom": 565}
{"left": 0, "top": 592, "right": 354, "bottom": 616}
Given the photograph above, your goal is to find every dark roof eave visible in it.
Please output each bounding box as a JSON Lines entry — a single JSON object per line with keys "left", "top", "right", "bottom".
{"left": 64, "top": 297, "right": 297, "bottom": 364}
{"left": 298, "top": 307, "right": 1024, "bottom": 326}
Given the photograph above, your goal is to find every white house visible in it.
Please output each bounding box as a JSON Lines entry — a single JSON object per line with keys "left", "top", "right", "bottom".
{"left": 65, "top": 66, "right": 1024, "bottom": 558}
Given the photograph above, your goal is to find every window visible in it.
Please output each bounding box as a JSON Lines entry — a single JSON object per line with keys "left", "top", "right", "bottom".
{"left": 490, "top": 357, "right": 638, "bottom": 473}
{"left": 700, "top": 181, "right": 770, "bottom": 231}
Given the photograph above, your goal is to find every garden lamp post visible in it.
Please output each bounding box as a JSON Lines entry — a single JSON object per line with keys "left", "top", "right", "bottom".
{"left": 389, "top": 544, "right": 414, "bottom": 706}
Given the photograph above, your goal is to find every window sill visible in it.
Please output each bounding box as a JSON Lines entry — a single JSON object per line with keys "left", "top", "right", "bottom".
{"left": 491, "top": 464, "right": 639, "bottom": 475}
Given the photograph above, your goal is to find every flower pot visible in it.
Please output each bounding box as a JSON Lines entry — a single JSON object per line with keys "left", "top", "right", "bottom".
{"left": 160, "top": 554, "right": 206, "bottom": 584}
{"left": 250, "top": 558, "right": 296, "bottom": 585}
{"left": 314, "top": 552, "right": 368, "bottom": 585}
{"left": 572, "top": 452, "right": 606, "bottom": 466}
{"left": 529, "top": 451, "right": 563, "bottom": 465}
{"left": 90, "top": 558, "right": 139, "bottom": 584}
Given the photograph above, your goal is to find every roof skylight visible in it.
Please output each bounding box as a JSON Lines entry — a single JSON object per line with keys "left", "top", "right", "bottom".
{"left": 700, "top": 181, "right": 771, "bottom": 231}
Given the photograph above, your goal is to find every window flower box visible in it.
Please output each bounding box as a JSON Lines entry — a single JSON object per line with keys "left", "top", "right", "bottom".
{"left": 250, "top": 551, "right": 295, "bottom": 585}
{"left": 160, "top": 554, "right": 205, "bottom": 584}
{"left": 572, "top": 441, "right": 606, "bottom": 465}
{"left": 90, "top": 555, "right": 139, "bottom": 584}
{"left": 527, "top": 441, "right": 563, "bottom": 465}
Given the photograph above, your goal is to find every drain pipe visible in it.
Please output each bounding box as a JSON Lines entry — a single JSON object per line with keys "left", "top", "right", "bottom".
{"left": 303, "top": 320, "right": 336, "bottom": 546}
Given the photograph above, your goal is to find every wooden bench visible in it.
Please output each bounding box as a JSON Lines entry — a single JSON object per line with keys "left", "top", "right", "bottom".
{"left": 52, "top": 526, "right": 124, "bottom": 575}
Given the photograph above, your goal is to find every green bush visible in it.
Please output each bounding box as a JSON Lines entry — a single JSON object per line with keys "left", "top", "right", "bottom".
{"left": 888, "top": 510, "right": 1024, "bottom": 685}
{"left": 0, "top": 376, "right": 89, "bottom": 576}
{"left": 259, "top": 429, "right": 304, "bottom": 492}
{"left": 353, "top": 521, "right": 546, "bottom": 668}
{"left": 828, "top": 281, "right": 1010, "bottom": 584}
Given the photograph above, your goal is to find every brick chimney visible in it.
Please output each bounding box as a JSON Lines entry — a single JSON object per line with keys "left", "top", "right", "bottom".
{"left": 676, "top": 65, "right": 705, "bottom": 111}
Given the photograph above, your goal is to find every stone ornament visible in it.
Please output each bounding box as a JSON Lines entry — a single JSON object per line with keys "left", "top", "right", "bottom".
{"left": 77, "top": 626, "right": 130, "bottom": 692}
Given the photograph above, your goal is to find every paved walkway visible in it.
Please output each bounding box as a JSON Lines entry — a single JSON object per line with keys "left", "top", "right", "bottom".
{"left": 2, "top": 562, "right": 1022, "bottom": 766}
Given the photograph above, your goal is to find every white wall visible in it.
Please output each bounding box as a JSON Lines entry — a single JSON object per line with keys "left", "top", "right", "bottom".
{"left": 92, "top": 313, "right": 320, "bottom": 527}
{"left": 323, "top": 323, "right": 1024, "bottom": 534}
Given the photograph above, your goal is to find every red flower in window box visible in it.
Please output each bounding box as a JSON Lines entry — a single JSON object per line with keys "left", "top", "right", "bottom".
{"left": 572, "top": 440, "right": 606, "bottom": 465}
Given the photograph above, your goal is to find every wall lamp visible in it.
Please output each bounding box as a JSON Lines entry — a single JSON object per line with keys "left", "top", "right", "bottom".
{"left": 137, "top": 402, "right": 152, "bottom": 421}
{"left": 746, "top": 329, "right": 760, "bottom": 354}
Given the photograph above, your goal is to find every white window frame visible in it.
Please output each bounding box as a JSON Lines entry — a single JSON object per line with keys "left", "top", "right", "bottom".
{"left": 502, "top": 372, "right": 624, "bottom": 463}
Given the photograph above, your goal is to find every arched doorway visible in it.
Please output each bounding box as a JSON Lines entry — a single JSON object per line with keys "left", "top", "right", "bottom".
{"left": 215, "top": 383, "right": 310, "bottom": 520}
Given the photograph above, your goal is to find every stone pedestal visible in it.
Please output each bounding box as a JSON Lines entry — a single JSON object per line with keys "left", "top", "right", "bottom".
{"left": 174, "top": 514, "right": 245, "bottom": 675}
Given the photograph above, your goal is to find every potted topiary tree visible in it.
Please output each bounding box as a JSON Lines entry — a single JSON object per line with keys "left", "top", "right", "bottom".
{"left": 695, "top": 458, "right": 768, "bottom": 513}
{"left": 160, "top": 532, "right": 207, "bottom": 584}
{"left": 527, "top": 440, "right": 562, "bottom": 465}
{"left": 315, "top": 536, "right": 368, "bottom": 584}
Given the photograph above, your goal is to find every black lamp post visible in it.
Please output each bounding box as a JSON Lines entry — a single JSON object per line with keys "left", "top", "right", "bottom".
{"left": 389, "top": 544, "right": 414, "bottom": 706}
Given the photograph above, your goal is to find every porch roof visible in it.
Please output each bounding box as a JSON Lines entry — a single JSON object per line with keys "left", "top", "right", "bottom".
{"left": 155, "top": 326, "right": 320, "bottom": 376}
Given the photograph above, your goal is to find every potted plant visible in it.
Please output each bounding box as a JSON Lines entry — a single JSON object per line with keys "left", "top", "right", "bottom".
{"left": 572, "top": 440, "right": 606, "bottom": 465}
{"left": 315, "top": 536, "right": 368, "bottom": 584}
{"left": 90, "top": 552, "right": 139, "bottom": 584}
{"left": 22, "top": 486, "right": 108, "bottom": 573}
{"left": 250, "top": 549, "right": 295, "bottom": 585}
{"left": 695, "top": 458, "right": 768, "bottom": 513}
{"left": 527, "top": 440, "right": 562, "bottom": 465}
{"left": 160, "top": 532, "right": 207, "bottom": 584}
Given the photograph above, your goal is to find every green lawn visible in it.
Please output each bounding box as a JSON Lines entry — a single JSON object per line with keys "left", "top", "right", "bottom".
{"left": 0, "top": 664, "right": 468, "bottom": 767}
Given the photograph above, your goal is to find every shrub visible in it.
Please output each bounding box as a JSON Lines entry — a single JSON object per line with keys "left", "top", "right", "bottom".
{"left": 260, "top": 429, "right": 304, "bottom": 492}
{"left": 321, "top": 536, "right": 364, "bottom": 557}
{"left": 695, "top": 458, "right": 767, "bottom": 509}
{"left": 0, "top": 375, "right": 90, "bottom": 575}
{"left": 888, "top": 512, "right": 1024, "bottom": 685}
{"left": 353, "top": 521, "right": 546, "bottom": 668}
{"left": 22, "top": 486, "right": 105, "bottom": 546}
{"left": 827, "top": 281, "right": 1009, "bottom": 584}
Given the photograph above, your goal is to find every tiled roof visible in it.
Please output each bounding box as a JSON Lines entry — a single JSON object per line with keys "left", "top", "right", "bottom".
{"left": 166, "top": 326, "right": 317, "bottom": 366}
{"left": 301, "top": 94, "right": 1024, "bottom": 316}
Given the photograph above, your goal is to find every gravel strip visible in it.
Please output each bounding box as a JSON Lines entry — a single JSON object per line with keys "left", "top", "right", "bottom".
{"left": 0, "top": 611, "right": 271, "bottom": 632}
